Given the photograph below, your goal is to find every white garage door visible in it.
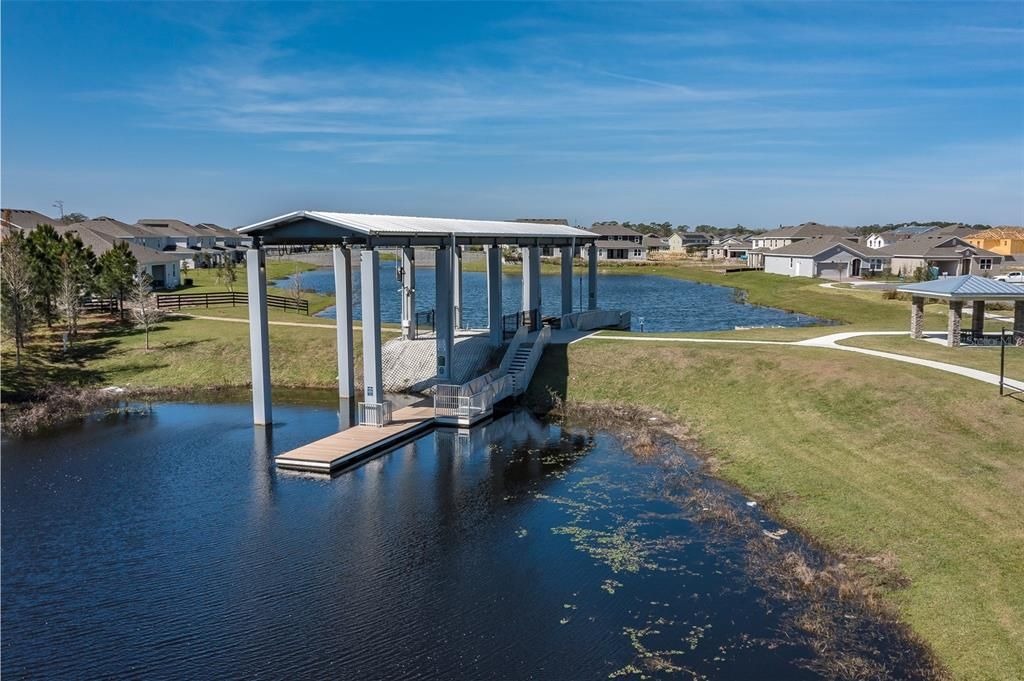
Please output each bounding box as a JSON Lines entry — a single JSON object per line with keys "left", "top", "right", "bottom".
{"left": 816, "top": 262, "right": 844, "bottom": 279}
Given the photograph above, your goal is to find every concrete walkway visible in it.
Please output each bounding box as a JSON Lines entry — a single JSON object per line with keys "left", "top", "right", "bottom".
{"left": 176, "top": 311, "right": 1022, "bottom": 392}
{"left": 589, "top": 330, "right": 1024, "bottom": 391}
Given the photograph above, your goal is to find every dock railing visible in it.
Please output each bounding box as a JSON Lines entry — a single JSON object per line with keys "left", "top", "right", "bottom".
{"left": 358, "top": 401, "right": 393, "bottom": 427}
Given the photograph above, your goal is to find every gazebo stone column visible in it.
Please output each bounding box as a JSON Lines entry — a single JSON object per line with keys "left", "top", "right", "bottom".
{"left": 560, "top": 247, "right": 573, "bottom": 316}
{"left": 333, "top": 246, "right": 355, "bottom": 399}
{"left": 910, "top": 296, "right": 924, "bottom": 339}
{"left": 401, "top": 247, "right": 416, "bottom": 340}
{"left": 360, "top": 248, "right": 384, "bottom": 405}
{"left": 453, "top": 246, "right": 463, "bottom": 330}
{"left": 947, "top": 301, "right": 963, "bottom": 348}
{"left": 588, "top": 243, "right": 598, "bottom": 310}
{"left": 971, "top": 300, "right": 985, "bottom": 337}
{"left": 487, "top": 245, "right": 503, "bottom": 346}
{"left": 247, "top": 247, "right": 272, "bottom": 425}
{"left": 435, "top": 244, "right": 455, "bottom": 381}
{"left": 1015, "top": 300, "right": 1024, "bottom": 346}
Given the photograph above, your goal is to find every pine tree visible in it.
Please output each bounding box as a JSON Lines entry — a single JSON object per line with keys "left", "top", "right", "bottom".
{"left": 27, "top": 223, "right": 62, "bottom": 326}
{"left": 97, "top": 241, "right": 138, "bottom": 320}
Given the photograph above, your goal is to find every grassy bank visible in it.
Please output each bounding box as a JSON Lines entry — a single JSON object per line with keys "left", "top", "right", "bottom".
{"left": 176, "top": 260, "right": 336, "bottom": 314}
{"left": 528, "top": 339, "right": 1023, "bottom": 680}
{"left": 1, "top": 314, "right": 389, "bottom": 402}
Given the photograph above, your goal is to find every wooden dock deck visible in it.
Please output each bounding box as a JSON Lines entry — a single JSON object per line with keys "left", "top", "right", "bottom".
{"left": 275, "top": 403, "right": 436, "bottom": 473}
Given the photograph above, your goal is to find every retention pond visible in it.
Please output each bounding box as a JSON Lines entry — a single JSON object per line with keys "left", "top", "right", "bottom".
{"left": 2, "top": 399, "right": 932, "bottom": 679}
{"left": 279, "top": 262, "right": 826, "bottom": 332}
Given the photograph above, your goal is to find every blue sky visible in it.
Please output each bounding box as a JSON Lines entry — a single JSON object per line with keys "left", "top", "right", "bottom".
{"left": 2, "top": 2, "right": 1022, "bottom": 227}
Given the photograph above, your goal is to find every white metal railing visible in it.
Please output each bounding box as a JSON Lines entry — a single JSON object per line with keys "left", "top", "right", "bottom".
{"left": 358, "top": 400, "right": 393, "bottom": 427}
{"left": 511, "top": 325, "right": 551, "bottom": 395}
{"left": 434, "top": 384, "right": 495, "bottom": 423}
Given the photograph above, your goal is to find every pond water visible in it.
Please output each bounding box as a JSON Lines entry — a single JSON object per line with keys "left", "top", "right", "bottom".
{"left": 2, "top": 400, "right": 930, "bottom": 679}
{"left": 280, "top": 262, "right": 825, "bottom": 332}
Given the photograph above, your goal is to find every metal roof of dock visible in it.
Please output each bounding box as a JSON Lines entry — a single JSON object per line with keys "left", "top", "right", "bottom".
{"left": 238, "top": 211, "right": 598, "bottom": 248}
{"left": 897, "top": 275, "right": 1024, "bottom": 300}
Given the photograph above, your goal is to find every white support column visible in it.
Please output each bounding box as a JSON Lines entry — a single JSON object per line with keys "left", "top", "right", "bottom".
{"left": 401, "top": 246, "right": 416, "bottom": 340}
{"left": 560, "top": 246, "right": 573, "bottom": 316}
{"left": 588, "top": 243, "right": 598, "bottom": 310}
{"left": 453, "top": 245, "right": 463, "bottom": 330}
{"left": 435, "top": 245, "right": 455, "bottom": 381}
{"left": 487, "top": 245, "right": 503, "bottom": 347}
{"left": 521, "top": 246, "right": 541, "bottom": 329}
{"left": 333, "top": 246, "right": 355, "bottom": 399}
{"left": 360, "top": 248, "right": 383, "bottom": 403}
{"left": 247, "top": 248, "right": 272, "bottom": 425}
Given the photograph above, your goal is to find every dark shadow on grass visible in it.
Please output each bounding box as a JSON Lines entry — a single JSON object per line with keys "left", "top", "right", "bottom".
{"left": 524, "top": 343, "right": 569, "bottom": 412}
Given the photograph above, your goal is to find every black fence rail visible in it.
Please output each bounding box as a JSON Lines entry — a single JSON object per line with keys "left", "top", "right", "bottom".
{"left": 156, "top": 291, "right": 309, "bottom": 315}
{"left": 81, "top": 296, "right": 119, "bottom": 313}
{"left": 414, "top": 308, "right": 435, "bottom": 336}
{"left": 502, "top": 308, "right": 539, "bottom": 340}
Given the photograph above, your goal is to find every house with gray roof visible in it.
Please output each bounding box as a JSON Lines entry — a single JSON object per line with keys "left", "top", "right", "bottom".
{"left": 586, "top": 223, "right": 647, "bottom": 261}
{"left": 63, "top": 225, "right": 188, "bottom": 289}
{"left": 747, "top": 222, "right": 857, "bottom": 268}
{"left": 1, "top": 208, "right": 60, "bottom": 237}
{"left": 137, "top": 218, "right": 233, "bottom": 268}
{"left": 879, "top": 233, "right": 1002, "bottom": 277}
{"left": 762, "top": 237, "right": 883, "bottom": 279}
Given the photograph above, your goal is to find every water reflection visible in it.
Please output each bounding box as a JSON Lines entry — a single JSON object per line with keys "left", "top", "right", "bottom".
{"left": 1, "top": 401, "right": 930, "bottom": 680}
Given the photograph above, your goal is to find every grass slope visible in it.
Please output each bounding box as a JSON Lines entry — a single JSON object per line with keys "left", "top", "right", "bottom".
{"left": 530, "top": 339, "right": 1024, "bottom": 680}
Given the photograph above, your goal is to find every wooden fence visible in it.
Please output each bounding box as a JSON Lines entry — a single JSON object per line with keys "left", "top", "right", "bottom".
{"left": 155, "top": 291, "right": 309, "bottom": 315}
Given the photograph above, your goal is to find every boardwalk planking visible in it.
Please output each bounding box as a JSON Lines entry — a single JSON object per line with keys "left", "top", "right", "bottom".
{"left": 275, "top": 403, "right": 436, "bottom": 473}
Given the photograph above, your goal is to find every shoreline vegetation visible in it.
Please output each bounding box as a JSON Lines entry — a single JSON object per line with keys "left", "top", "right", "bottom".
{"left": 553, "top": 399, "right": 946, "bottom": 680}
{"left": 3, "top": 259, "right": 1021, "bottom": 679}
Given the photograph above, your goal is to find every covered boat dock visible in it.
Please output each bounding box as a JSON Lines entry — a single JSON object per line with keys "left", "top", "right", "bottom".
{"left": 237, "top": 212, "right": 618, "bottom": 471}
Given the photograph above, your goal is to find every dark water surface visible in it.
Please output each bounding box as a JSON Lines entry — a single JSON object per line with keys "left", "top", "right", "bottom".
{"left": 282, "top": 262, "right": 824, "bottom": 332}
{"left": 2, "top": 402, "right": 924, "bottom": 679}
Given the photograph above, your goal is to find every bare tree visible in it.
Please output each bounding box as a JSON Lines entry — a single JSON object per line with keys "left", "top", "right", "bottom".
{"left": 1, "top": 232, "right": 36, "bottom": 367}
{"left": 216, "top": 258, "right": 237, "bottom": 293}
{"left": 129, "top": 271, "right": 164, "bottom": 350}
{"left": 290, "top": 265, "right": 303, "bottom": 313}
{"left": 55, "top": 253, "right": 83, "bottom": 348}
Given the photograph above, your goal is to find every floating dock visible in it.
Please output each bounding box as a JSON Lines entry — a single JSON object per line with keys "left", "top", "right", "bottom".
{"left": 275, "top": 403, "right": 436, "bottom": 474}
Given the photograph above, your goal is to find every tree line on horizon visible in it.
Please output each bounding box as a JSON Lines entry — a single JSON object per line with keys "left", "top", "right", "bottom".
{"left": 589, "top": 219, "right": 993, "bottom": 237}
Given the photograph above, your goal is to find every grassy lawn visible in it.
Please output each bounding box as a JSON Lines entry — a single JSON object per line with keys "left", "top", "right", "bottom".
{"left": 2, "top": 314, "right": 391, "bottom": 400}
{"left": 528, "top": 339, "right": 1024, "bottom": 681}
{"left": 839, "top": 334, "right": 1024, "bottom": 381}
{"left": 173, "top": 260, "right": 337, "bottom": 314}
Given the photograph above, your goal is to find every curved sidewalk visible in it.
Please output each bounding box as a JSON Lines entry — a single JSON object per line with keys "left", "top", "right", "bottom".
{"left": 590, "top": 331, "right": 1024, "bottom": 391}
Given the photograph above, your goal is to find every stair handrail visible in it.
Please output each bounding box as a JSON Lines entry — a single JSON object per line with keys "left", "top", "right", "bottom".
{"left": 512, "top": 324, "right": 551, "bottom": 395}
{"left": 497, "top": 324, "right": 529, "bottom": 375}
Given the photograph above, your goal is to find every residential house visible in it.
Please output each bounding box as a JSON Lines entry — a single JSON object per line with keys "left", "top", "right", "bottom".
{"left": 668, "top": 231, "right": 711, "bottom": 252}
{"left": 746, "top": 222, "right": 856, "bottom": 268}
{"left": 195, "top": 222, "right": 249, "bottom": 261}
{"left": 586, "top": 223, "right": 647, "bottom": 261}
{"left": 864, "top": 224, "right": 940, "bottom": 249}
{"left": 706, "top": 236, "right": 749, "bottom": 261}
{"left": 137, "top": 218, "right": 229, "bottom": 268}
{"left": 72, "top": 227, "right": 188, "bottom": 288}
{"left": 762, "top": 237, "right": 883, "bottom": 279}
{"left": 1, "top": 208, "right": 60, "bottom": 238}
{"left": 964, "top": 226, "right": 1024, "bottom": 258}
{"left": 882, "top": 233, "right": 1003, "bottom": 277}
{"left": 643, "top": 234, "right": 670, "bottom": 252}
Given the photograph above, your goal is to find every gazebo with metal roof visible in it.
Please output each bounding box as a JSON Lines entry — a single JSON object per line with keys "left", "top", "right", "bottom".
{"left": 896, "top": 275, "right": 1024, "bottom": 347}
{"left": 236, "top": 211, "right": 603, "bottom": 426}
